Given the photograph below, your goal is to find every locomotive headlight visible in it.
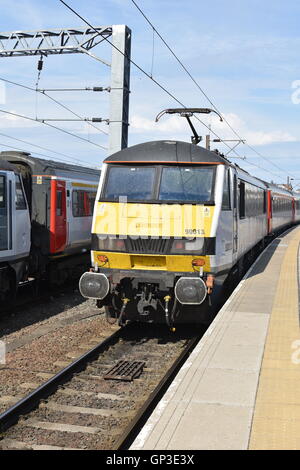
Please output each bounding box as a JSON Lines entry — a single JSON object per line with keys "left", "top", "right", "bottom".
{"left": 175, "top": 277, "right": 207, "bottom": 305}
{"left": 171, "top": 237, "right": 205, "bottom": 254}
{"left": 79, "top": 272, "right": 110, "bottom": 300}
{"left": 97, "top": 236, "right": 126, "bottom": 252}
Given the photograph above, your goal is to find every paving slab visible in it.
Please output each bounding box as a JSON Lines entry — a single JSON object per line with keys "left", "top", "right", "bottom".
{"left": 131, "top": 227, "right": 300, "bottom": 450}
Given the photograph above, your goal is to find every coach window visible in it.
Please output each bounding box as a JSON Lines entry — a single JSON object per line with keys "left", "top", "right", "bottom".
{"left": 233, "top": 174, "right": 238, "bottom": 209}
{"left": 83, "top": 192, "right": 95, "bottom": 217}
{"left": 222, "top": 170, "right": 231, "bottom": 210}
{"left": 239, "top": 181, "right": 245, "bottom": 219}
{"left": 73, "top": 190, "right": 83, "bottom": 217}
{"left": 263, "top": 191, "right": 267, "bottom": 214}
{"left": 72, "top": 190, "right": 95, "bottom": 217}
{"left": 89, "top": 193, "right": 95, "bottom": 211}
{"left": 0, "top": 175, "right": 8, "bottom": 252}
{"left": 87, "top": 192, "right": 95, "bottom": 215}
{"left": 15, "top": 174, "right": 26, "bottom": 210}
{"left": 57, "top": 191, "right": 62, "bottom": 216}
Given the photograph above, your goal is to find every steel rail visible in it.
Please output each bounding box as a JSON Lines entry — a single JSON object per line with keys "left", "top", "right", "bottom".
{"left": 0, "top": 327, "right": 123, "bottom": 432}
{"left": 114, "top": 333, "right": 201, "bottom": 450}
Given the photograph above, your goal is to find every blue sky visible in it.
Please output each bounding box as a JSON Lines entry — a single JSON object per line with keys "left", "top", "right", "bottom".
{"left": 0, "top": 0, "right": 300, "bottom": 185}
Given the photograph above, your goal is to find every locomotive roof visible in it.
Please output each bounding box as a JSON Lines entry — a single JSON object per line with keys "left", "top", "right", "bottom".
{"left": 104, "top": 140, "right": 230, "bottom": 165}
{"left": 0, "top": 151, "right": 100, "bottom": 179}
{"left": 104, "top": 141, "right": 300, "bottom": 198}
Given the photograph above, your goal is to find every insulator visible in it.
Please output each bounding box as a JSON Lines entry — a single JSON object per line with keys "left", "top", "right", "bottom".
{"left": 37, "top": 58, "right": 43, "bottom": 71}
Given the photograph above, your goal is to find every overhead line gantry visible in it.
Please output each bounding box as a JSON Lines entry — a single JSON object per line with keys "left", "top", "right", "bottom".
{"left": 0, "top": 26, "right": 131, "bottom": 155}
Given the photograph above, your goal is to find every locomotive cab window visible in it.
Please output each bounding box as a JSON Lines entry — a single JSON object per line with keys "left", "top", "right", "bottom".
{"left": 158, "top": 166, "right": 215, "bottom": 202}
{"left": 102, "top": 165, "right": 215, "bottom": 203}
{"left": 103, "top": 166, "right": 156, "bottom": 201}
{"left": 15, "top": 174, "right": 27, "bottom": 210}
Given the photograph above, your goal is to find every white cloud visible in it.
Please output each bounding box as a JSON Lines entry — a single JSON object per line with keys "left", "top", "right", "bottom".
{"left": 0, "top": 110, "right": 37, "bottom": 128}
{"left": 244, "top": 129, "right": 297, "bottom": 146}
{"left": 211, "top": 112, "right": 297, "bottom": 146}
{"left": 131, "top": 114, "right": 187, "bottom": 134}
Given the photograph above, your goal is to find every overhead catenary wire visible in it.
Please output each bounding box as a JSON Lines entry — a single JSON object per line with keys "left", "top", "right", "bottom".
{"left": 0, "top": 108, "right": 107, "bottom": 150}
{"left": 0, "top": 140, "right": 99, "bottom": 169}
{"left": 0, "top": 131, "right": 97, "bottom": 166}
{"left": 130, "top": 0, "right": 292, "bottom": 180}
{"left": 56, "top": 2, "right": 240, "bottom": 156}
{"left": 58, "top": 0, "right": 286, "bottom": 182}
{"left": 243, "top": 142, "right": 289, "bottom": 175}
{"left": 0, "top": 76, "right": 109, "bottom": 136}
{"left": 236, "top": 156, "right": 281, "bottom": 180}
{"left": 57, "top": 1, "right": 220, "bottom": 123}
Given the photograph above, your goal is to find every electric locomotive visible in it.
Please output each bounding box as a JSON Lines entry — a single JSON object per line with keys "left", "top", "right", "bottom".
{"left": 79, "top": 129, "right": 300, "bottom": 327}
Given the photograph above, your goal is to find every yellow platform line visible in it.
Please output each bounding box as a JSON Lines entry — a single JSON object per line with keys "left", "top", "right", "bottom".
{"left": 249, "top": 228, "right": 300, "bottom": 450}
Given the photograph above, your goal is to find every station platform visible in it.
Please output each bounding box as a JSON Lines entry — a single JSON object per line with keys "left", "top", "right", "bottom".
{"left": 131, "top": 226, "right": 300, "bottom": 450}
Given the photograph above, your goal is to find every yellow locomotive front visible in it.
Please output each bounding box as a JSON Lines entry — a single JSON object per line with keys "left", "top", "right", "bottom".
{"left": 80, "top": 140, "right": 225, "bottom": 326}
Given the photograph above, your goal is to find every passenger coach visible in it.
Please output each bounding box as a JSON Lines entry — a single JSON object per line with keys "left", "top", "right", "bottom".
{"left": 0, "top": 151, "right": 100, "bottom": 300}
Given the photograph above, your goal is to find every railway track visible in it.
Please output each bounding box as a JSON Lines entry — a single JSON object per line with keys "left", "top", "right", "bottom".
{"left": 0, "top": 323, "right": 204, "bottom": 450}
{"left": 0, "top": 232, "right": 279, "bottom": 451}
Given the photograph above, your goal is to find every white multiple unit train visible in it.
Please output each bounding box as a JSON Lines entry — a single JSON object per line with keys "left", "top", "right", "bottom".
{"left": 79, "top": 140, "right": 300, "bottom": 326}
{"left": 0, "top": 151, "right": 100, "bottom": 301}
{"left": 0, "top": 160, "right": 31, "bottom": 296}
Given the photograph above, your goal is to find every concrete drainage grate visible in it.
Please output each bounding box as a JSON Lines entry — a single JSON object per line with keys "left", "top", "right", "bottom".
{"left": 103, "top": 360, "right": 145, "bottom": 381}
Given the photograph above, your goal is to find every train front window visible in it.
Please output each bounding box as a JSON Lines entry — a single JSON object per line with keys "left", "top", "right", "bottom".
{"left": 104, "top": 166, "right": 155, "bottom": 201}
{"left": 158, "top": 167, "right": 215, "bottom": 202}
{"left": 15, "top": 174, "right": 27, "bottom": 210}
